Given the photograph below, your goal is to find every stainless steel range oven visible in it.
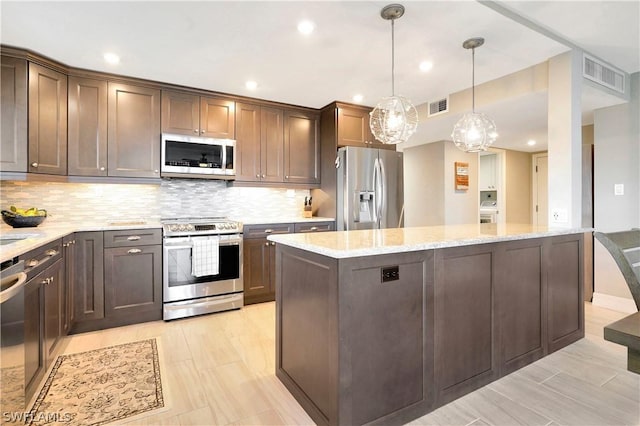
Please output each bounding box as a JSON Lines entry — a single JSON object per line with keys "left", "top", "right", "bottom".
{"left": 162, "top": 217, "right": 243, "bottom": 320}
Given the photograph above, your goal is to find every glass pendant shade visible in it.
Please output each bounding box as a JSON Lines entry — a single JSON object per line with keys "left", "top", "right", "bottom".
{"left": 369, "top": 4, "right": 418, "bottom": 145}
{"left": 370, "top": 95, "right": 418, "bottom": 145}
{"left": 451, "top": 111, "right": 498, "bottom": 152}
{"left": 451, "top": 37, "right": 498, "bottom": 152}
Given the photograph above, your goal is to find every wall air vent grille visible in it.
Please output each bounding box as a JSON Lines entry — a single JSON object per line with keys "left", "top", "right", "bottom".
{"left": 428, "top": 97, "right": 448, "bottom": 117}
{"left": 583, "top": 54, "right": 625, "bottom": 94}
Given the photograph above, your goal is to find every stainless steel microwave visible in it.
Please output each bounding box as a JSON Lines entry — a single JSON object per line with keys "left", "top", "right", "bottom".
{"left": 161, "top": 133, "right": 235, "bottom": 178}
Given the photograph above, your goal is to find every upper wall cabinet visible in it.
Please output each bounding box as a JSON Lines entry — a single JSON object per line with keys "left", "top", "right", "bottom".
{"left": 161, "top": 90, "right": 235, "bottom": 139}
{"left": 0, "top": 56, "right": 27, "bottom": 172}
{"left": 68, "top": 76, "right": 108, "bottom": 176}
{"left": 235, "top": 103, "right": 285, "bottom": 183}
{"left": 336, "top": 104, "right": 394, "bottom": 151}
{"left": 284, "top": 110, "right": 320, "bottom": 185}
{"left": 108, "top": 82, "right": 161, "bottom": 178}
{"left": 28, "top": 63, "right": 68, "bottom": 175}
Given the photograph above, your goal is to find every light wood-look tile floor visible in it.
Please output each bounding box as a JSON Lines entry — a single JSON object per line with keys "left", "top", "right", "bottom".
{"left": 48, "top": 302, "right": 638, "bottom": 426}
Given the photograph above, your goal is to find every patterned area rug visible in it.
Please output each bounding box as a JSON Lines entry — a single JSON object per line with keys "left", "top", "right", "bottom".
{"left": 27, "top": 339, "right": 164, "bottom": 425}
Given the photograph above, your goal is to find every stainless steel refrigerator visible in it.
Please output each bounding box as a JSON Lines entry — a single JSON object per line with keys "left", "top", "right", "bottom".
{"left": 336, "top": 146, "right": 404, "bottom": 230}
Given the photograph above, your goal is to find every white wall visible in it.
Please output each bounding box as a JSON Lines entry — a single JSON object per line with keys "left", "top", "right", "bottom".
{"left": 404, "top": 141, "right": 478, "bottom": 226}
{"left": 592, "top": 71, "right": 640, "bottom": 312}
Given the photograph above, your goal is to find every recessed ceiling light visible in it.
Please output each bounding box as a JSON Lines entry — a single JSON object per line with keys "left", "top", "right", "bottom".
{"left": 419, "top": 60, "right": 433, "bottom": 72}
{"left": 103, "top": 52, "right": 120, "bottom": 65}
{"left": 245, "top": 80, "right": 258, "bottom": 90}
{"left": 297, "top": 20, "right": 315, "bottom": 35}
{"left": 527, "top": 139, "right": 537, "bottom": 146}
{"left": 352, "top": 94, "right": 364, "bottom": 103}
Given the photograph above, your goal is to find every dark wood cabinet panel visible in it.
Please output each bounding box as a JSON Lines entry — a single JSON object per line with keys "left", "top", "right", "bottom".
{"left": 434, "top": 246, "right": 496, "bottom": 404}
{"left": 337, "top": 105, "right": 371, "bottom": 148}
{"left": 68, "top": 76, "right": 108, "bottom": 176}
{"left": 345, "top": 259, "right": 425, "bottom": 425}
{"left": 103, "top": 228, "right": 162, "bottom": 248}
{"left": 24, "top": 273, "right": 45, "bottom": 402}
{"left": 43, "top": 259, "right": 64, "bottom": 365}
{"left": 547, "top": 235, "right": 584, "bottom": 352}
{"left": 104, "top": 244, "right": 162, "bottom": 318}
{"left": 200, "top": 96, "right": 235, "bottom": 139}
{"left": 62, "top": 234, "right": 75, "bottom": 336}
{"left": 261, "top": 106, "right": 284, "bottom": 182}
{"left": 235, "top": 102, "right": 262, "bottom": 181}
{"left": 1, "top": 55, "right": 27, "bottom": 172}
{"left": 293, "top": 221, "right": 335, "bottom": 233}
{"left": 107, "top": 82, "right": 160, "bottom": 178}
{"left": 161, "top": 90, "right": 200, "bottom": 136}
{"left": 28, "top": 63, "right": 67, "bottom": 175}
{"left": 284, "top": 110, "right": 319, "bottom": 185}
{"left": 497, "top": 239, "right": 545, "bottom": 374}
{"left": 73, "top": 232, "right": 104, "bottom": 323}
{"left": 243, "top": 238, "right": 273, "bottom": 302}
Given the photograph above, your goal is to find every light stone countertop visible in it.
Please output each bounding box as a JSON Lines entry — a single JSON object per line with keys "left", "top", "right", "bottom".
{"left": 0, "top": 221, "right": 162, "bottom": 262}
{"left": 0, "top": 217, "right": 336, "bottom": 263}
{"left": 267, "top": 223, "right": 592, "bottom": 259}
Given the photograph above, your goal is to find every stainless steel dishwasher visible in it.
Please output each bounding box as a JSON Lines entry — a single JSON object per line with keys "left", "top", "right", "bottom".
{"left": 1, "top": 259, "right": 28, "bottom": 415}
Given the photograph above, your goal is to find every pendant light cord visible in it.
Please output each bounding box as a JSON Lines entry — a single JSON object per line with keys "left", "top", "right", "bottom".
{"left": 391, "top": 18, "right": 395, "bottom": 96}
{"left": 471, "top": 47, "right": 475, "bottom": 112}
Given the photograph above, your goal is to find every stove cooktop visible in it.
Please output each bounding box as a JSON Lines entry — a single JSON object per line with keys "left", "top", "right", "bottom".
{"left": 162, "top": 217, "right": 242, "bottom": 236}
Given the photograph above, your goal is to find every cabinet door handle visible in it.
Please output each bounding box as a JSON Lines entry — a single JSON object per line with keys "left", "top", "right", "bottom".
{"left": 127, "top": 236, "right": 141, "bottom": 241}
{"left": 100, "top": 167, "right": 105, "bottom": 171}
{"left": 261, "top": 174, "right": 265, "bottom": 178}
{"left": 31, "top": 162, "right": 38, "bottom": 167}
{"left": 194, "top": 129, "right": 199, "bottom": 133}
{"left": 256, "top": 174, "right": 260, "bottom": 178}
{"left": 27, "top": 259, "right": 38, "bottom": 267}
{"left": 127, "top": 248, "right": 142, "bottom": 254}
{"left": 264, "top": 229, "right": 273, "bottom": 234}
{"left": 41, "top": 277, "right": 50, "bottom": 286}
{"left": 285, "top": 175, "right": 289, "bottom": 179}
{"left": 265, "top": 242, "right": 269, "bottom": 246}
{"left": 271, "top": 242, "right": 275, "bottom": 246}
{"left": 45, "top": 249, "right": 58, "bottom": 257}
{"left": 310, "top": 226, "right": 318, "bottom": 231}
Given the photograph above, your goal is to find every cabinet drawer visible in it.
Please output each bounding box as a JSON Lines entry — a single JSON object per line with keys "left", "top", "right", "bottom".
{"left": 243, "top": 223, "right": 294, "bottom": 239}
{"left": 294, "top": 221, "right": 335, "bottom": 233}
{"left": 20, "top": 238, "right": 63, "bottom": 279}
{"left": 104, "top": 228, "right": 162, "bottom": 248}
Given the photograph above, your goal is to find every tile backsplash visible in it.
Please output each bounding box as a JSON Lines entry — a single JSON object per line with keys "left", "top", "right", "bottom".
{"left": 0, "top": 179, "right": 311, "bottom": 226}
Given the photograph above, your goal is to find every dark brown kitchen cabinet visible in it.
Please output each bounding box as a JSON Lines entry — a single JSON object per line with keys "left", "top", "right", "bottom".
{"left": 104, "top": 244, "right": 162, "bottom": 320}
{"left": 1, "top": 55, "right": 27, "bottom": 172}
{"left": 24, "top": 254, "right": 65, "bottom": 403}
{"left": 62, "top": 234, "right": 76, "bottom": 335}
{"left": 496, "top": 238, "right": 545, "bottom": 375}
{"left": 73, "top": 232, "right": 105, "bottom": 325}
{"left": 335, "top": 103, "right": 394, "bottom": 150}
{"left": 243, "top": 223, "right": 294, "bottom": 304}
{"left": 284, "top": 110, "right": 319, "bottom": 185}
{"left": 28, "top": 63, "right": 67, "bottom": 175}
{"left": 434, "top": 244, "right": 497, "bottom": 406}
{"left": 107, "top": 82, "right": 160, "bottom": 178}
{"left": 243, "top": 222, "right": 334, "bottom": 305}
{"left": 68, "top": 76, "right": 108, "bottom": 176}
{"left": 547, "top": 234, "right": 584, "bottom": 353}
{"left": 235, "top": 102, "right": 284, "bottom": 183}
{"left": 161, "top": 90, "right": 235, "bottom": 139}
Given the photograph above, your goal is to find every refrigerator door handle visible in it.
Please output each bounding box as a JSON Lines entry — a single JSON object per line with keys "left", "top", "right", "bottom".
{"left": 379, "top": 157, "right": 386, "bottom": 224}
{"left": 372, "top": 158, "right": 379, "bottom": 224}
{"left": 374, "top": 157, "right": 383, "bottom": 226}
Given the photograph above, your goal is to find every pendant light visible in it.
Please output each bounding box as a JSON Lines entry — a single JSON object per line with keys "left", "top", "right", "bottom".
{"left": 369, "top": 4, "right": 418, "bottom": 145}
{"left": 451, "top": 37, "right": 498, "bottom": 152}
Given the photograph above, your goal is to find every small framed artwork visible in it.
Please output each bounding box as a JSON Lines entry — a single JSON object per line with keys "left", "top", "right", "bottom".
{"left": 455, "top": 162, "right": 469, "bottom": 190}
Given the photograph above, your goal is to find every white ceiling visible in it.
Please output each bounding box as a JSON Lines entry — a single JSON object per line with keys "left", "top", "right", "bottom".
{"left": 1, "top": 1, "right": 638, "bottom": 153}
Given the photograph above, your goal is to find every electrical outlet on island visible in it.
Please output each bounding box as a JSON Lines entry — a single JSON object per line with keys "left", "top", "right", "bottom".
{"left": 551, "top": 208, "right": 568, "bottom": 223}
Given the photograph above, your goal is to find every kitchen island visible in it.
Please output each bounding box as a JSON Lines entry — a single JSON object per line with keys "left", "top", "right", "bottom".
{"left": 268, "top": 224, "right": 589, "bottom": 426}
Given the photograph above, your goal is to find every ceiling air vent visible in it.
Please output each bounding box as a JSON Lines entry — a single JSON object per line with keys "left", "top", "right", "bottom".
{"left": 427, "top": 97, "right": 448, "bottom": 117}
{"left": 583, "top": 54, "right": 625, "bottom": 94}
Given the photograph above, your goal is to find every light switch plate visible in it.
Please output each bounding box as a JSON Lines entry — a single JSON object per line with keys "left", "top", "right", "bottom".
{"left": 614, "top": 184, "right": 624, "bottom": 195}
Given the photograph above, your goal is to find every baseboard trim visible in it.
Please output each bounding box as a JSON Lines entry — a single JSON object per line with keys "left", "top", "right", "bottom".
{"left": 592, "top": 292, "right": 638, "bottom": 313}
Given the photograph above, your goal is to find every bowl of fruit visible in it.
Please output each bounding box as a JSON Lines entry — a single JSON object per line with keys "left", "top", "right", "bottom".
{"left": 1, "top": 206, "right": 47, "bottom": 228}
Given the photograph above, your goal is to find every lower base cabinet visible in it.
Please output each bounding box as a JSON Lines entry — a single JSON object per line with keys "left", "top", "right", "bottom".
{"left": 71, "top": 229, "right": 162, "bottom": 333}
{"left": 243, "top": 221, "right": 334, "bottom": 305}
